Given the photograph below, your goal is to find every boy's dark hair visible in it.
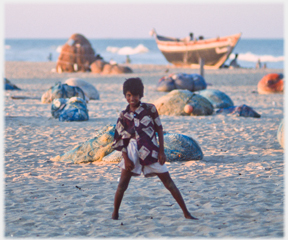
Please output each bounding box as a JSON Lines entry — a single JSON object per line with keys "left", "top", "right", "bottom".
{"left": 123, "top": 78, "right": 144, "bottom": 98}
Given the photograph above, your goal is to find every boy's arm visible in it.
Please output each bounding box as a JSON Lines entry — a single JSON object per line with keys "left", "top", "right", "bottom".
{"left": 112, "top": 113, "right": 129, "bottom": 152}
{"left": 149, "top": 103, "right": 166, "bottom": 165}
{"left": 157, "top": 128, "right": 167, "bottom": 165}
{"left": 122, "top": 151, "right": 135, "bottom": 171}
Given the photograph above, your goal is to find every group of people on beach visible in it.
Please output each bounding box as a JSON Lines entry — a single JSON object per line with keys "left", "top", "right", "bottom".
{"left": 111, "top": 77, "right": 198, "bottom": 221}
{"left": 229, "top": 53, "right": 267, "bottom": 69}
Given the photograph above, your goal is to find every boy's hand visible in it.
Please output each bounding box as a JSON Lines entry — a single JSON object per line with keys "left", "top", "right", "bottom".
{"left": 158, "top": 151, "right": 166, "bottom": 165}
{"left": 124, "top": 158, "right": 135, "bottom": 171}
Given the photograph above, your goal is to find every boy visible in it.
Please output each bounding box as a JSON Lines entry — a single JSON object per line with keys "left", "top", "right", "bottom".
{"left": 111, "top": 77, "right": 198, "bottom": 220}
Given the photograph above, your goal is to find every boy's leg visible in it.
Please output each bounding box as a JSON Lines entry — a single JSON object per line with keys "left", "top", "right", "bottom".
{"left": 112, "top": 169, "right": 133, "bottom": 220}
{"left": 156, "top": 172, "right": 198, "bottom": 220}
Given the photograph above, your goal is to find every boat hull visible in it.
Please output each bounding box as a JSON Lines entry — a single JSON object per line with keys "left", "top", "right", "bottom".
{"left": 155, "top": 33, "right": 241, "bottom": 69}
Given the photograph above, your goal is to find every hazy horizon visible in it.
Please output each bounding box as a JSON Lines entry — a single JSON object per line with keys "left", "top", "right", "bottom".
{"left": 4, "top": 36, "right": 285, "bottom": 40}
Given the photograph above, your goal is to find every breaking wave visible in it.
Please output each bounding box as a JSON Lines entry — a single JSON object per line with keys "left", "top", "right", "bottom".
{"left": 106, "top": 44, "right": 149, "bottom": 55}
{"left": 229, "top": 52, "right": 284, "bottom": 63}
{"left": 56, "top": 45, "right": 63, "bottom": 53}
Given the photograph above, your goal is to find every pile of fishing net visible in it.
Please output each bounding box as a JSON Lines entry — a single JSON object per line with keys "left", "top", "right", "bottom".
{"left": 156, "top": 73, "right": 207, "bottom": 92}
{"left": 52, "top": 124, "right": 203, "bottom": 164}
{"left": 197, "top": 89, "right": 234, "bottom": 109}
{"left": 5, "top": 78, "right": 21, "bottom": 90}
{"left": 154, "top": 89, "right": 214, "bottom": 116}
{"left": 41, "top": 82, "right": 86, "bottom": 104}
{"left": 216, "top": 104, "right": 261, "bottom": 118}
{"left": 51, "top": 97, "right": 89, "bottom": 121}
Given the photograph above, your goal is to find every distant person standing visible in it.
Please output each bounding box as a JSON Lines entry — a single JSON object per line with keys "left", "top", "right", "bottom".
{"left": 189, "top": 33, "right": 194, "bottom": 40}
{"left": 229, "top": 53, "right": 240, "bottom": 68}
{"left": 47, "top": 53, "right": 52, "bottom": 61}
{"left": 126, "top": 55, "right": 131, "bottom": 64}
{"left": 185, "top": 33, "right": 194, "bottom": 42}
{"left": 256, "top": 59, "right": 262, "bottom": 69}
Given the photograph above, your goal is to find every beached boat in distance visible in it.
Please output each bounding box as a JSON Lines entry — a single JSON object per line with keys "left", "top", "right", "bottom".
{"left": 150, "top": 29, "right": 241, "bottom": 69}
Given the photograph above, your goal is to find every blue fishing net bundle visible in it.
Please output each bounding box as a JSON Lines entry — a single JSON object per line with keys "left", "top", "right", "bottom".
{"left": 5, "top": 78, "right": 21, "bottom": 90}
{"left": 156, "top": 73, "right": 207, "bottom": 92}
{"left": 52, "top": 124, "right": 116, "bottom": 163}
{"left": 51, "top": 97, "right": 89, "bottom": 121}
{"left": 49, "top": 82, "right": 86, "bottom": 101}
{"left": 216, "top": 104, "right": 261, "bottom": 118}
{"left": 197, "top": 89, "right": 234, "bottom": 109}
{"left": 163, "top": 133, "right": 203, "bottom": 161}
{"left": 42, "top": 81, "right": 87, "bottom": 104}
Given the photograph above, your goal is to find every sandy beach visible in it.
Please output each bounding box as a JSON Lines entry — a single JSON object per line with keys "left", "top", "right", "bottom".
{"left": 4, "top": 61, "right": 284, "bottom": 238}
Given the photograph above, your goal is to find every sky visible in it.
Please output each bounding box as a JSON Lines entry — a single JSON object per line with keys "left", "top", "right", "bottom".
{"left": 3, "top": 0, "right": 285, "bottom": 39}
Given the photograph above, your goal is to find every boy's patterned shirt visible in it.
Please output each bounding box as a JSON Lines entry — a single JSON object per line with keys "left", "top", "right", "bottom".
{"left": 112, "top": 102, "right": 163, "bottom": 166}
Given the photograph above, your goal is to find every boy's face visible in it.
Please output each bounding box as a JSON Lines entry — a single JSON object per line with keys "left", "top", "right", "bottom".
{"left": 125, "top": 91, "right": 140, "bottom": 109}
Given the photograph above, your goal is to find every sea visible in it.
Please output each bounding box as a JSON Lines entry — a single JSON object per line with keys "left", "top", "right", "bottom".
{"left": 4, "top": 38, "right": 284, "bottom": 69}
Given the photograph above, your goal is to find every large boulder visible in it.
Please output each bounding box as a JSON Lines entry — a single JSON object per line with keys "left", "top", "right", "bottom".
{"left": 197, "top": 89, "right": 234, "bottom": 108}
{"left": 56, "top": 33, "right": 96, "bottom": 73}
{"left": 277, "top": 119, "right": 284, "bottom": 148}
{"left": 64, "top": 78, "right": 100, "bottom": 101}
{"left": 154, "top": 89, "right": 213, "bottom": 116}
{"left": 216, "top": 104, "right": 261, "bottom": 118}
{"left": 41, "top": 82, "right": 86, "bottom": 104}
{"left": 257, "top": 73, "right": 284, "bottom": 94}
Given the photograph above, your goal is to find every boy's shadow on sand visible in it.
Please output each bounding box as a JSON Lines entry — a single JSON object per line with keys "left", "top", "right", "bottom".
{"left": 201, "top": 155, "right": 266, "bottom": 164}
{"left": 86, "top": 117, "right": 117, "bottom": 122}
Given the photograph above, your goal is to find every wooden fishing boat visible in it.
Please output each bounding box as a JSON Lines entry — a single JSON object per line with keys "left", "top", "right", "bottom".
{"left": 150, "top": 29, "right": 241, "bottom": 69}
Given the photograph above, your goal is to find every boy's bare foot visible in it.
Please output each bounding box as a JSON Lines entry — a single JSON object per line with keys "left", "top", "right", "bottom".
{"left": 112, "top": 212, "right": 119, "bottom": 220}
{"left": 184, "top": 213, "right": 198, "bottom": 220}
